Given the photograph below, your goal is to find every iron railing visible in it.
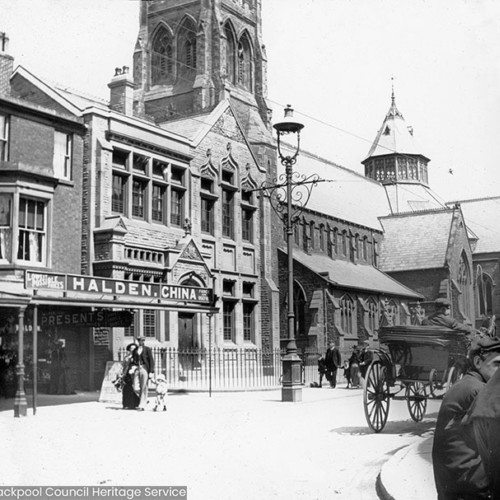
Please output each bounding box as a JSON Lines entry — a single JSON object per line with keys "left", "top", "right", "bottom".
{"left": 118, "top": 347, "right": 283, "bottom": 391}
{"left": 117, "top": 346, "right": 345, "bottom": 391}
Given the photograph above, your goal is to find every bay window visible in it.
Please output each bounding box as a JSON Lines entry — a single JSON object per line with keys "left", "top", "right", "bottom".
{"left": 0, "top": 194, "right": 12, "bottom": 262}
{"left": 18, "top": 197, "right": 46, "bottom": 264}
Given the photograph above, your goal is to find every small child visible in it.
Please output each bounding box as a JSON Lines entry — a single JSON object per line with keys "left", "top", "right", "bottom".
{"left": 153, "top": 374, "right": 168, "bottom": 411}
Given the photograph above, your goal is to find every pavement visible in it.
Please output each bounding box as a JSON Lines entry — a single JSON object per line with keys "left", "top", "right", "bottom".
{"left": 0, "top": 385, "right": 438, "bottom": 500}
{"left": 378, "top": 436, "right": 435, "bottom": 500}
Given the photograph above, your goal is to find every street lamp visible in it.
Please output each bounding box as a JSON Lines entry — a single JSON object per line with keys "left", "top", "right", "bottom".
{"left": 263, "top": 105, "right": 319, "bottom": 402}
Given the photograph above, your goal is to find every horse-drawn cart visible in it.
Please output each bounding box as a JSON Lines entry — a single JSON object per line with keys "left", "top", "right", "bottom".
{"left": 363, "top": 325, "right": 469, "bottom": 433}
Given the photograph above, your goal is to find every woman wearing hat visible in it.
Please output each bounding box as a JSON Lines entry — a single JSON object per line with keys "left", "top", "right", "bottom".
{"left": 121, "top": 342, "right": 140, "bottom": 409}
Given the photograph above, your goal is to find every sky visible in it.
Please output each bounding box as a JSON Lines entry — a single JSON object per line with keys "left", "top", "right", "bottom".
{"left": 2, "top": 0, "right": 500, "bottom": 201}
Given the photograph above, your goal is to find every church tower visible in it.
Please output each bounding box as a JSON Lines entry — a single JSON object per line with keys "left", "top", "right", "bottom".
{"left": 132, "top": 0, "right": 271, "bottom": 131}
{"left": 362, "top": 89, "right": 443, "bottom": 213}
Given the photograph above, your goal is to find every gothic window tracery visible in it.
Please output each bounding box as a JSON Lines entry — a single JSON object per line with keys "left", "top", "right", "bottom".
{"left": 224, "top": 23, "right": 236, "bottom": 83}
{"left": 151, "top": 27, "right": 173, "bottom": 85}
{"left": 237, "top": 32, "right": 252, "bottom": 91}
{"left": 477, "top": 269, "right": 494, "bottom": 317}
{"left": 458, "top": 253, "right": 472, "bottom": 319}
{"left": 177, "top": 18, "right": 197, "bottom": 74}
{"left": 340, "top": 294, "right": 355, "bottom": 334}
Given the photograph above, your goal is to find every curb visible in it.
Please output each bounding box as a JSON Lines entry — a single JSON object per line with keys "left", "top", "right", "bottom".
{"left": 378, "top": 437, "right": 436, "bottom": 500}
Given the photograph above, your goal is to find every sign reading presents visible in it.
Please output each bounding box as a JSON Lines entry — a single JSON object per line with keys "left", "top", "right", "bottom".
{"left": 40, "top": 310, "right": 134, "bottom": 328}
{"left": 26, "top": 271, "right": 213, "bottom": 304}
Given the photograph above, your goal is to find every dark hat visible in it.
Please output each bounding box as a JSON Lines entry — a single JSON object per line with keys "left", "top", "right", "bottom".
{"left": 469, "top": 334, "right": 500, "bottom": 356}
{"left": 435, "top": 298, "right": 451, "bottom": 308}
{"left": 137, "top": 336, "right": 146, "bottom": 341}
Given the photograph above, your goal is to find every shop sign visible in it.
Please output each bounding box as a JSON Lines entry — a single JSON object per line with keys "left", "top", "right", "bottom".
{"left": 26, "top": 271, "right": 213, "bottom": 305}
{"left": 25, "top": 271, "right": 65, "bottom": 290}
{"left": 40, "top": 309, "right": 134, "bottom": 327}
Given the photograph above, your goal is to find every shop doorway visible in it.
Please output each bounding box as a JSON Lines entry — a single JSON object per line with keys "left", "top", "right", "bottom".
{"left": 178, "top": 313, "right": 200, "bottom": 371}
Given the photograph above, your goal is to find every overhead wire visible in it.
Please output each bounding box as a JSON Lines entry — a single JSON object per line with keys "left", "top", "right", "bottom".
{"left": 47, "top": 12, "right": 499, "bottom": 237}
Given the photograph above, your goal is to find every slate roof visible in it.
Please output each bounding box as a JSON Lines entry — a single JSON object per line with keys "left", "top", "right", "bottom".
{"left": 288, "top": 247, "right": 422, "bottom": 298}
{"left": 279, "top": 146, "right": 390, "bottom": 230}
{"left": 121, "top": 218, "right": 181, "bottom": 250}
{"left": 378, "top": 209, "right": 455, "bottom": 272}
{"left": 364, "top": 93, "right": 428, "bottom": 161}
{"left": 451, "top": 197, "right": 500, "bottom": 254}
{"left": 384, "top": 183, "right": 445, "bottom": 213}
{"left": 159, "top": 113, "right": 212, "bottom": 141}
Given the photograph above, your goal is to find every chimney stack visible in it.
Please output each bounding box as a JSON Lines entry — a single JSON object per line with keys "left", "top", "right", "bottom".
{"left": 108, "top": 66, "right": 134, "bottom": 116}
{"left": 0, "top": 33, "right": 14, "bottom": 95}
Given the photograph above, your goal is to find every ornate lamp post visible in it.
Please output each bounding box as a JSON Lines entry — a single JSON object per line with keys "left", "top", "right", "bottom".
{"left": 263, "top": 105, "right": 319, "bottom": 402}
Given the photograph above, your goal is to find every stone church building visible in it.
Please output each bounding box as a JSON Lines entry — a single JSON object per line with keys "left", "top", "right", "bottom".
{"left": 0, "top": 0, "right": 496, "bottom": 397}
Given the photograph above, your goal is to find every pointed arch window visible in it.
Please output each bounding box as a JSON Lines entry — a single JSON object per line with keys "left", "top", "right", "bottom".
{"left": 340, "top": 294, "right": 355, "bottom": 335}
{"left": 477, "top": 271, "right": 494, "bottom": 317}
{"left": 309, "top": 221, "right": 315, "bottom": 249}
{"left": 224, "top": 24, "right": 236, "bottom": 83}
{"left": 367, "top": 298, "right": 378, "bottom": 334}
{"left": 319, "top": 224, "right": 325, "bottom": 252}
{"left": 151, "top": 28, "right": 173, "bottom": 85}
{"left": 341, "top": 230, "right": 347, "bottom": 256}
{"left": 177, "top": 19, "right": 197, "bottom": 75}
{"left": 458, "top": 253, "right": 472, "bottom": 319}
{"left": 184, "top": 37, "right": 197, "bottom": 70}
{"left": 327, "top": 227, "right": 333, "bottom": 257}
{"left": 237, "top": 34, "right": 252, "bottom": 91}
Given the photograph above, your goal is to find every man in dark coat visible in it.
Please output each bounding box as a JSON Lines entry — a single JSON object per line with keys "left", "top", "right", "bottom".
{"left": 324, "top": 341, "right": 341, "bottom": 388}
{"left": 424, "top": 298, "right": 474, "bottom": 334}
{"left": 317, "top": 355, "right": 327, "bottom": 388}
{"left": 359, "top": 340, "right": 373, "bottom": 380}
{"left": 134, "top": 336, "right": 155, "bottom": 411}
{"left": 468, "top": 343, "right": 500, "bottom": 499}
{"left": 432, "top": 335, "right": 500, "bottom": 499}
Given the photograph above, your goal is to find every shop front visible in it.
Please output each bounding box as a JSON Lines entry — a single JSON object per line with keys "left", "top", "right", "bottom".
{"left": 0, "top": 270, "right": 215, "bottom": 417}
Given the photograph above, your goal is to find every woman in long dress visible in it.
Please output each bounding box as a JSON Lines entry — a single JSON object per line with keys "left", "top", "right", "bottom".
{"left": 121, "top": 343, "right": 140, "bottom": 409}
{"left": 348, "top": 346, "right": 361, "bottom": 388}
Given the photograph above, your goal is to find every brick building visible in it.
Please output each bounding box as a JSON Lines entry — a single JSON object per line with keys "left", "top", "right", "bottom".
{"left": 0, "top": 0, "right": 282, "bottom": 399}
{"left": 0, "top": 33, "right": 87, "bottom": 402}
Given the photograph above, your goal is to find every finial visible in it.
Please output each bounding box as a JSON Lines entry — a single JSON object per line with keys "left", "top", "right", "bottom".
{"left": 391, "top": 76, "right": 395, "bottom": 105}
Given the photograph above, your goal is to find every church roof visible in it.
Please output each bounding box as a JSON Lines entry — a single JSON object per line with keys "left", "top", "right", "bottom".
{"left": 364, "top": 91, "right": 429, "bottom": 161}
{"left": 450, "top": 197, "right": 500, "bottom": 254}
{"left": 287, "top": 247, "right": 422, "bottom": 298}
{"left": 279, "top": 146, "right": 390, "bottom": 230}
{"left": 378, "top": 209, "right": 456, "bottom": 272}
{"left": 384, "top": 182, "right": 446, "bottom": 213}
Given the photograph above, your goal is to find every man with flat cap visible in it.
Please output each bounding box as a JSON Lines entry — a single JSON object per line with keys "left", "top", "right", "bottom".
{"left": 134, "top": 336, "right": 155, "bottom": 411}
{"left": 433, "top": 334, "right": 500, "bottom": 499}
{"left": 424, "top": 298, "right": 474, "bottom": 334}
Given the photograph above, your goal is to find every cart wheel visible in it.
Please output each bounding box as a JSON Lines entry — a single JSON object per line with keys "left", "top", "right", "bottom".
{"left": 363, "top": 360, "right": 391, "bottom": 433}
{"left": 406, "top": 382, "right": 427, "bottom": 422}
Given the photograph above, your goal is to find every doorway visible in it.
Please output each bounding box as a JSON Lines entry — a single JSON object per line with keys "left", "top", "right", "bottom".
{"left": 178, "top": 313, "right": 199, "bottom": 371}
